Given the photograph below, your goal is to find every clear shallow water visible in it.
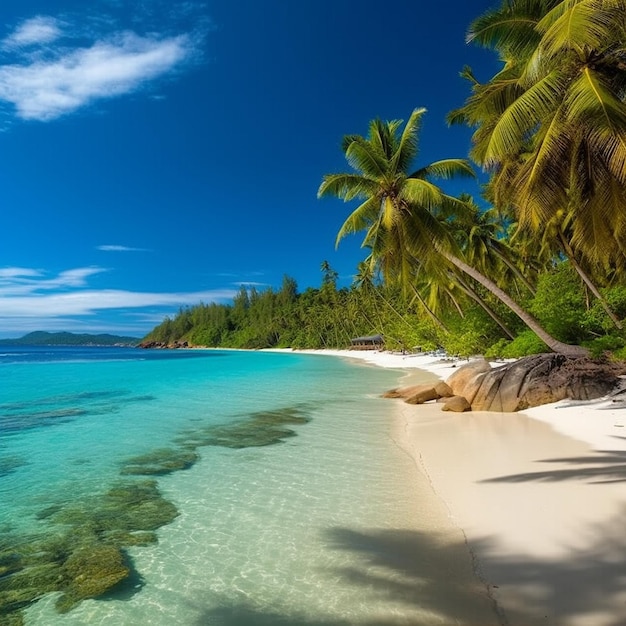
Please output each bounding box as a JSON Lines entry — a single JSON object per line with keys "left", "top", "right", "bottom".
{"left": 0, "top": 347, "right": 467, "bottom": 625}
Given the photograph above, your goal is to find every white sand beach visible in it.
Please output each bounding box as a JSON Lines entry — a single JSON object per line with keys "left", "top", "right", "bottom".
{"left": 286, "top": 349, "right": 626, "bottom": 626}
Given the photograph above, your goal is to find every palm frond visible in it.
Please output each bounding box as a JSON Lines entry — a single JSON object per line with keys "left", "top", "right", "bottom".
{"left": 335, "top": 195, "right": 381, "bottom": 247}
{"left": 399, "top": 178, "right": 444, "bottom": 209}
{"left": 389, "top": 107, "right": 425, "bottom": 173}
{"left": 317, "top": 173, "right": 379, "bottom": 201}
{"left": 484, "top": 70, "right": 565, "bottom": 166}
{"left": 513, "top": 109, "right": 571, "bottom": 229}
{"left": 411, "top": 159, "right": 476, "bottom": 181}
{"left": 566, "top": 67, "right": 626, "bottom": 131}
{"left": 370, "top": 118, "right": 403, "bottom": 161}
{"left": 537, "top": 0, "right": 615, "bottom": 56}
{"left": 344, "top": 136, "right": 388, "bottom": 180}
{"left": 467, "top": 4, "right": 544, "bottom": 58}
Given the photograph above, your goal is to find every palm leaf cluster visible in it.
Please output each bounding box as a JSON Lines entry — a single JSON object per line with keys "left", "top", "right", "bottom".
{"left": 451, "top": 0, "right": 626, "bottom": 274}
{"left": 319, "top": 108, "right": 474, "bottom": 289}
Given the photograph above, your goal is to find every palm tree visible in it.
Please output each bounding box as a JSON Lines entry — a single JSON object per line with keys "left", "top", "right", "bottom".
{"left": 451, "top": 195, "right": 537, "bottom": 297}
{"left": 318, "top": 108, "right": 588, "bottom": 356}
{"left": 450, "top": 0, "right": 626, "bottom": 277}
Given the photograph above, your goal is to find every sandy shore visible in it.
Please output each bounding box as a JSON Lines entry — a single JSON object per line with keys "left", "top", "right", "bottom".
{"left": 280, "top": 349, "right": 626, "bottom": 626}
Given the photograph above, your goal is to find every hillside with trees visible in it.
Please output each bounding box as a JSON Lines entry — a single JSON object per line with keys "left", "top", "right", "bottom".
{"left": 0, "top": 331, "right": 139, "bottom": 346}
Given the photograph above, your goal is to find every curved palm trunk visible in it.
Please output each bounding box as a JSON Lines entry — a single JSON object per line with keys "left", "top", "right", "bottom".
{"left": 409, "top": 285, "right": 448, "bottom": 333}
{"left": 444, "top": 286, "right": 465, "bottom": 318}
{"left": 557, "top": 232, "right": 623, "bottom": 330}
{"left": 490, "top": 247, "right": 537, "bottom": 296}
{"left": 439, "top": 249, "right": 589, "bottom": 357}
{"left": 451, "top": 272, "right": 516, "bottom": 340}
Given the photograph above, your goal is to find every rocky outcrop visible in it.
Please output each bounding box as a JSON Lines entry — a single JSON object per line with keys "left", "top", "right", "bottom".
{"left": 447, "top": 359, "right": 492, "bottom": 404}
{"left": 405, "top": 387, "right": 440, "bottom": 405}
{"left": 382, "top": 381, "right": 454, "bottom": 405}
{"left": 448, "top": 354, "right": 624, "bottom": 412}
{"left": 382, "top": 384, "right": 433, "bottom": 399}
{"left": 384, "top": 354, "right": 625, "bottom": 413}
{"left": 434, "top": 382, "right": 454, "bottom": 398}
{"left": 138, "top": 341, "right": 189, "bottom": 349}
{"left": 441, "top": 395, "right": 471, "bottom": 412}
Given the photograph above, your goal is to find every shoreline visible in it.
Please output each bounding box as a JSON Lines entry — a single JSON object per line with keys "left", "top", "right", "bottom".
{"left": 278, "top": 348, "right": 626, "bottom": 625}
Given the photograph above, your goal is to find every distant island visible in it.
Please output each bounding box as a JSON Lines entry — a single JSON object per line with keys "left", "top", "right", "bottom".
{"left": 0, "top": 331, "right": 140, "bottom": 347}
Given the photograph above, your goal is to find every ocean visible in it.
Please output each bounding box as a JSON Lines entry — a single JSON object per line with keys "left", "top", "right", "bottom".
{"left": 0, "top": 346, "right": 463, "bottom": 625}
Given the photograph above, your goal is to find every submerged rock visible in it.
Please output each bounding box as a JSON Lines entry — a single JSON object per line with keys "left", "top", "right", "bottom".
{"left": 120, "top": 448, "right": 199, "bottom": 476}
{"left": 176, "top": 406, "right": 312, "bottom": 449}
{"left": 0, "top": 456, "right": 26, "bottom": 478}
{"left": 0, "top": 406, "right": 311, "bottom": 622}
{"left": 0, "top": 479, "right": 179, "bottom": 623}
{"left": 56, "top": 544, "right": 129, "bottom": 613}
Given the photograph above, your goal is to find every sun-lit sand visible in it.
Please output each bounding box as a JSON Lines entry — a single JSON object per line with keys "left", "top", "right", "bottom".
{"left": 280, "top": 348, "right": 626, "bottom": 626}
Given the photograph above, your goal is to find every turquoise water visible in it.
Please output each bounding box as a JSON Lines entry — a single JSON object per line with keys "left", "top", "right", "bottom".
{"left": 0, "top": 347, "right": 459, "bottom": 624}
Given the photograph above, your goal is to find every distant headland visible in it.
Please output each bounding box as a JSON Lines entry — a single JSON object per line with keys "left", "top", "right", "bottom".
{"left": 0, "top": 331, "right": 140, "bottom": 347}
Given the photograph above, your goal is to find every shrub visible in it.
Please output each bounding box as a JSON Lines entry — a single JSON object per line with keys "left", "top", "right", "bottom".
{"left": 530, "top": 263, "right": 587, "bottom": 343}
{"left": 612, "top": 345, "right": 626, "bottom": 361}
{"left": 498, "top": 331, "right": 548, "bottom": 358}
{"left": 484, "top": 338, "right": 510, "bottom": 358}
{"left": 583, "top": 334, "right": 626, "bottom": 358}
{"left": 582, "top": 286, "right": 626, "bottom": 334}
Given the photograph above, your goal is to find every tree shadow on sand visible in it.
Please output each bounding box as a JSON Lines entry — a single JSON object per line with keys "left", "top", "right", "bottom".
{"left": 189, "top": 512, "right": 626, "bottom": 626}
{"left": 481, "top": 437, "right": 626, "bottom": 484}
{"left": 325, "top": 528, "right": 500, "bottom": 625}
{"left": 190, "top": 529, "right": 500, "bottom": 626}
{"left": 323, "top": 510, "right": 626, "bottom": 626}
{"left": 480, "top": 510, "right": 626, "bottom": 626}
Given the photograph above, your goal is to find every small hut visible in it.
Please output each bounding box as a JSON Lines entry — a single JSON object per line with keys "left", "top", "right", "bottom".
{"left": 350, "top": 334, "right": 384, "bottom": 350}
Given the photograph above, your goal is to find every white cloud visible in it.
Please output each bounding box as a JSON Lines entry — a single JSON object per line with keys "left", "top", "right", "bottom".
{"left": 0, "top": 29, "right": 192, "bottom": 121}
{"left": 0, "top": 266, "right": 236, "bottom": 336}
{"left": 97, "top": 244, "right": 147, "bottom": 252}
{"left": 0, "top": 266, "right": 107, "bottom": 295}
{"left": 0, "top": 267, "right": 43, "bottom": 279}
{"left": 0, "top": 288, "right": 237, "bottom": 317}
{"left": 2, "top": 16, "right": 63, "bottom": 48}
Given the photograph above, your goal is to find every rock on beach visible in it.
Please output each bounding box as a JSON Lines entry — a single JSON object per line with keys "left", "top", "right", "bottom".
{"left": 384, "top": 353, "right": 626, "bottom": 412}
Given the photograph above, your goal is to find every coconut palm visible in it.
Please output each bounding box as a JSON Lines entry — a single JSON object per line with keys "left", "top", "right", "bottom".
{"left": 451, "top": 194, "right": 537, "bottom": 297}
{"left": 451, "top": 0, "right": 626, "bottom": 275}
{"left": 318, "top": 108, "right": 588, "bottom": 356}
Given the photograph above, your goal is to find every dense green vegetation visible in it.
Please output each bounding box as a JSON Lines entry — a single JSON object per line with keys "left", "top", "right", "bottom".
{"left": 145, "top": 0, "right": 626, "bottom": 359}
{"left": 142, "top": 262, "right": 626, "bottom": 358}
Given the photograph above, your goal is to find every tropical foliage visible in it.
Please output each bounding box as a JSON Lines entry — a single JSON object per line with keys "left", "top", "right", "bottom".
{"left": 318, "top": 107, "right": 590, "bottom": 355}
{"left": 145, "top": 0, "right": 626, "bottom": 360}
{"left": 450, "top": 0, "right": 626, "bottom": 285}
{"left": 143, "top": 260, "right": 626, "bottom": 358}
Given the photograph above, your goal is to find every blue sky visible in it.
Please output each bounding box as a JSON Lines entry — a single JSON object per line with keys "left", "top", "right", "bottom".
{"left": 0, "top": 0, "right": 498, "bottom": 338}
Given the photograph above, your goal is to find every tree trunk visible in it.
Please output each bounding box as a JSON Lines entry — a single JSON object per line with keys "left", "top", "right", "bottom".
{"left": 491, "top": 247, "right": 537, "bottom": 296}
{"left": 440, "top": 250, "right": 589, "bottom": 357}
{"left": 451, "top": 272, "right": 516, "bottom": 340}
{"left": 558, "top": 231, "right": 623, "bottom": 330}
{"left": 410, "top": 285, "right": 448, "bottom": 333}
{"left": 443, "top": 286, "right": 465, "bottom": 318}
